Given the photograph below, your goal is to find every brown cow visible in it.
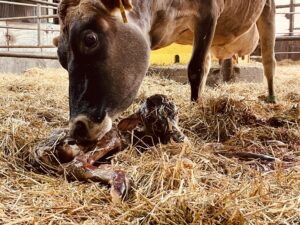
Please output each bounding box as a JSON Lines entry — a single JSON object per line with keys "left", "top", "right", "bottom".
{"left": 54, "top": 0, "right": 276, "bottom": 143}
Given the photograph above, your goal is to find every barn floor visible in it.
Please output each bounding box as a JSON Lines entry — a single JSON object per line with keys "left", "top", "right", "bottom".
{"left": 0, "top": 63, "right": 300, "bottom": 224}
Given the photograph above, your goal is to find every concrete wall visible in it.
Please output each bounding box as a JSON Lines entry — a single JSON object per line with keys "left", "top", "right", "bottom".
{"left": 148, "top": 64, "right": 264, "bottom": 85}
{"left": 0, "top": 57, "right": 61, "bottom": 74}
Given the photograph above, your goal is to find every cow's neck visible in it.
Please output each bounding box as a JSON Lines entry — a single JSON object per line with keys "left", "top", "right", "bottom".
{"left": 128, "top": 0, "right": 192, "bottom": 50}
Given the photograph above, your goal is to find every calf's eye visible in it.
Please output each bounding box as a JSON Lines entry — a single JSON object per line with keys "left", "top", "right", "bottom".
{"left": 84, "top": 32, "right": 98, "bottom": 48}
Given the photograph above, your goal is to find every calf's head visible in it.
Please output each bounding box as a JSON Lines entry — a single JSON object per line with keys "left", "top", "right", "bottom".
{"left": 55, "top": 0, "right": 149, "bottom": 143}
{"left": 118, "top": 95, "right": 186, "bottom": 145}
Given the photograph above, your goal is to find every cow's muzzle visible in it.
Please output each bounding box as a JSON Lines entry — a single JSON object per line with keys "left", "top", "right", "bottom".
{"left": 69, "top": 114, "right": 112, "bottom": 144}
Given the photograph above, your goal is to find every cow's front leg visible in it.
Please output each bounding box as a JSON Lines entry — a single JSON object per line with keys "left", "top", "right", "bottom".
{"left": 188, "top": 11, "right": 217, "bottom": 101}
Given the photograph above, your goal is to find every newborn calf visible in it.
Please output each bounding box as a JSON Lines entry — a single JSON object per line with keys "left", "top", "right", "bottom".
{"left": 119, "top": 94, "right": 186, "bottom": 146}
{"left": 33, "top": 94, "right": 185, "bottom": 203}
{"left": 34, "top": 128, "right": 127, "bottom": 203}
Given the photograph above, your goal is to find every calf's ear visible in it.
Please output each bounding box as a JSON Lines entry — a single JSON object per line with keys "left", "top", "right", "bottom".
{"left": 118, "top": 113, "right": 141, "bottom": 131}
{"left": 100, "top": 0, "right": 132, "bottom": 11}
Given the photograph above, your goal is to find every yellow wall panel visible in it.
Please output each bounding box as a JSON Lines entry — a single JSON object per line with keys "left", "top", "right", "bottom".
{"left": 150, "top": 44, "right": 192, "bottom": 65}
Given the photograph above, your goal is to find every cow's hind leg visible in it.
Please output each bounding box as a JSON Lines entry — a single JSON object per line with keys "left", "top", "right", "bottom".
{"left": 188, "top": 6, "right": 217, "bottom": 101}
{"left": 221, "top": 58, "right": 235, "bottom": 82}
{"left": 257, "top": 0, "right": 276, "bottom": 103}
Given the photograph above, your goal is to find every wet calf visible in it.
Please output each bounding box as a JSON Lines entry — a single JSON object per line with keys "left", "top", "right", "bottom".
{"left": 118, "top": 94, "right": 186, "bottom": 147}
{"left": 33, "top": 95, "right": 186, "bottom": 203}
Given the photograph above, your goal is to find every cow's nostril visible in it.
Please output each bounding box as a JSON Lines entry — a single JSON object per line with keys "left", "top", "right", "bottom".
{"left": 74, "top": 121, "right": 87, "bottom": 133}
{"left": 71, "top": 121, "right": 89, "bottom": 141}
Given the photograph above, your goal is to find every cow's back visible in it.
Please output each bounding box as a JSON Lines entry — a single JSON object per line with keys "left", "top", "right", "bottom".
{"left": 129, "top": 0, "right": 267, "bottom": 55}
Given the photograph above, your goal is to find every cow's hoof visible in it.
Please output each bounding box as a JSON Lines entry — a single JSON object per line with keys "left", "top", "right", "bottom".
{"left": 265, "top": 95, "right": 276, "bottom": 104}
{"left": 258, "top": 95, "right": 276, "bottom": 103}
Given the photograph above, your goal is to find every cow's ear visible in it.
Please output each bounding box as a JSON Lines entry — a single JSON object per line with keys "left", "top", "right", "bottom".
{"left": 100, "top": 0, "right": 132, "bottom": 12}
{"left": 58, "top": 0, "right": 80, "bottom": 22}
{"left": 53, "top": 36, "right": 59, "bottom": 47}
{"left": 118, "top": 113, "right": 141, "bottom": 131}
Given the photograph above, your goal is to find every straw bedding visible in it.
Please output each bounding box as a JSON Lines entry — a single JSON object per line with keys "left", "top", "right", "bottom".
{"left": 0, "top": 64, "right": 300, "bottom": 224}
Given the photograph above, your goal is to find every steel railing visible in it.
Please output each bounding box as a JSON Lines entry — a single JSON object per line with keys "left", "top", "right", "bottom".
{"left": 0, "top": 0, "right": 59, "bottom": 57}
{"left": 0, "top": 0, "right": 299, "bottom": 60}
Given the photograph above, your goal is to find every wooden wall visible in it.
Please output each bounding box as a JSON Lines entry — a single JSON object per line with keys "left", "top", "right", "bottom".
{"left": 275, "top": 39, "right": 300, "bottom": 61}
{"left": 252, "top": 39, "right": 300, "bottom": 62}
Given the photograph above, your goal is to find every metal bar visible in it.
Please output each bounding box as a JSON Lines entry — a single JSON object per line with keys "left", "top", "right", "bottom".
{"left": 0, "top": 0, "right": 36, "bottom": 7}
{"left": 276, "top": 31, "right": 300, "bottom": 33}
{"left": 276, "top": 32, "right": 300, "bottom": 35}
{"left": 0, "top": 45, "right": 55, "bottom": 48}
{"left": 289, "top": 0, "right": 295, "bottom": 36}
{"left": 0, "top": 0, "right": 57, "bottom": 9}
{"left": 275, "top": 52, "right": 300, "bottom": 54}
{"left": 6, "top": 23, "right": 8, "bottom": 52}
{"left": 26, "top": 0, "right": 58, "bottom": 7}
{"left": 276, "top": 36, "right": 300, "bottom": 41}
{"left": 0, "top": 52, "right": 58, "bottom": 59}
{"left": 251, "top": 52, "right": 300, "bottom": 57}
{"left": 0, "top": 25, "right": 59, "bottom": 32}
{"left": 0, "top": 15, "right": 58, "bottom": 21}
{"left": 47, "top": 0, "right": 54, "bottom": 23}
{"left": 39, "top": 4, "right": 57, "bottom": 10}
{"left": 276, "top": 12, "right": 300, "bottom": 15}
{"left": 37, "top": 4, "right": 41, "bottom": 47}
{"left": 276, "top": 3, "right": 300, "bottom": 9}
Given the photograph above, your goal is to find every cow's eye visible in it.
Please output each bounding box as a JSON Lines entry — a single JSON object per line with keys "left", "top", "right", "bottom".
{"left": 84, "top": 32, "right": 98, "bottom": 48}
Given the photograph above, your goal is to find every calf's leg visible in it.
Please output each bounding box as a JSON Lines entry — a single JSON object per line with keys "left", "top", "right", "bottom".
{"left": 256, "top": 0, "right": 276, "bottom": 103}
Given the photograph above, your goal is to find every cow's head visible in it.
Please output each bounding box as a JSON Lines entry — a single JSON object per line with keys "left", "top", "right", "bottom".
{"left": 54, "top": 0, "right": 150, "bottom": 143}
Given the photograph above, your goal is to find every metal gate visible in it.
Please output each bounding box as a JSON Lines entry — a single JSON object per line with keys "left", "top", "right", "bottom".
{"left": 275, "top": 0, "right": 300, "bottom": 60}
{"left": 0, "top": 0, "right": 299, "bottom": 61}
{"left": 0, "top": 0, "right": 59, "bottom": 59}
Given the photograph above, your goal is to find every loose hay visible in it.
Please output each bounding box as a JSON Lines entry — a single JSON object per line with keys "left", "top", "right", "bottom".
{"left": 0, "top": 65, "right": 300, "bottom": 224}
